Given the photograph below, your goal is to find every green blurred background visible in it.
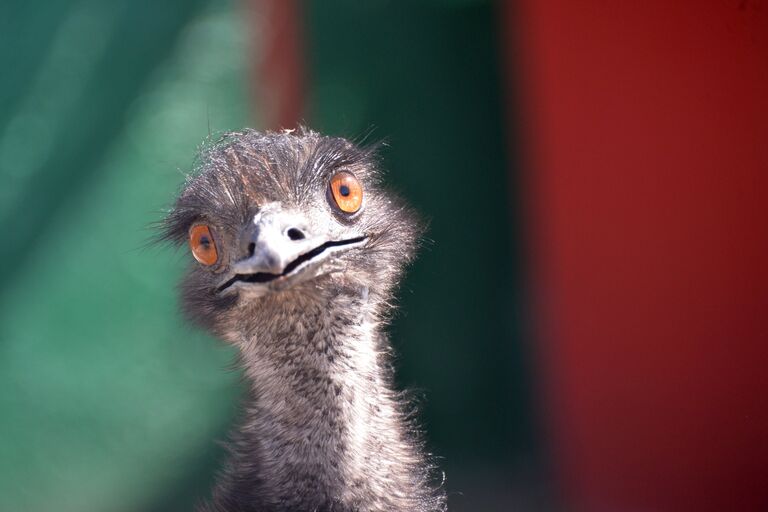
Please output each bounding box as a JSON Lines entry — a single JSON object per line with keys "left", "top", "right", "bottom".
{"left": 0, "top": 1, "right": 539, "bottom": 510}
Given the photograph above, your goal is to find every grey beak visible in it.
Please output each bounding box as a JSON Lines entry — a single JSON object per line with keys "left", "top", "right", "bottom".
{"left": 232, "top": 203, "right": 323, "bottom": 276}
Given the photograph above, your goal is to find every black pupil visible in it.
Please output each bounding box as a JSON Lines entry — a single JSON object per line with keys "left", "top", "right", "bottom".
{"left": 339, "top": 185, "right": 351, "bottom": 197}
{"left": 199, "top": 235, "right": 210, "bottom": 247}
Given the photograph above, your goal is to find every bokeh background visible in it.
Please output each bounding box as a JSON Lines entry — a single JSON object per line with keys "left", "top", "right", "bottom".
{"left": 0, "top": 1, "right": 766, "bottom": 511}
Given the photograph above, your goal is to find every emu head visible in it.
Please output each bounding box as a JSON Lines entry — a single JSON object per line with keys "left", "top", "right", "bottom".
{"left": 161, "top": 128, "right": 421, "bottom": 336}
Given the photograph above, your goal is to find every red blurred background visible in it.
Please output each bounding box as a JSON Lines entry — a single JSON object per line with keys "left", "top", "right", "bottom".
{"left": 510, "top": 1, "right": 768, "bottom": 510}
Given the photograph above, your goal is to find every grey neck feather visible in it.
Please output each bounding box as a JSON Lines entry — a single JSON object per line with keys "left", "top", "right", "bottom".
{"left": 203, "top": 284, "right": 445, "bottom": 512}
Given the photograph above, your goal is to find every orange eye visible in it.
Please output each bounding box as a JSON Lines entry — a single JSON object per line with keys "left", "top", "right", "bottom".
{"left": 189, "top": 224, "right": 218, "bottom": 266}
{"left": 329, "top": 171, "right": 363, "bottom": 213}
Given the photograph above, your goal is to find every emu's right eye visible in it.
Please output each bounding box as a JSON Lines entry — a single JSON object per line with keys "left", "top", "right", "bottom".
{"left": 189, "top": 224, "right": 218, "bottom": 266}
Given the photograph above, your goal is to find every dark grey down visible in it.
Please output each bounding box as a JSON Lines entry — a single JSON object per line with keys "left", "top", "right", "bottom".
{"left": 160, "top": 128, "right": 447, "bottom": 512}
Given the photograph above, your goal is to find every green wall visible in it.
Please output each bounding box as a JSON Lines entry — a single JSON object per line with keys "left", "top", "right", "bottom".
{"left": 0, "top": 2, "right": 249, "bottom": 510}
{"left": 306, "top": 0, "right": 537, "bottom": 502}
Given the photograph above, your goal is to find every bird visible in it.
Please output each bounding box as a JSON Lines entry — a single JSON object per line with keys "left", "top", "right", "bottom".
{"left": 160, "top": 127, "right": 447, "bottom": 512}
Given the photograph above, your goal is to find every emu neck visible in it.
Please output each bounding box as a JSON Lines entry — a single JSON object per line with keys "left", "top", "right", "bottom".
{"left": 212, "top": 287, "right": 437, "bottom": 511}
{"left": 244, "top": 289, "right": 383, "bottom": 491}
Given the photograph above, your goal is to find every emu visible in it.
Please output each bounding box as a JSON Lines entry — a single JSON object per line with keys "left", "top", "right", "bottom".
{"left": 160, "top": 128, "right": 446, "bottom": 512}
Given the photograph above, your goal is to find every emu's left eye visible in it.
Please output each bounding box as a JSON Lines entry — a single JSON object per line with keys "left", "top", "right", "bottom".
{"left": 189, "top": 224, "right": 218, "bottom": 266}
{"left": 329, "top": 171, "right": 363, "bottom": 214}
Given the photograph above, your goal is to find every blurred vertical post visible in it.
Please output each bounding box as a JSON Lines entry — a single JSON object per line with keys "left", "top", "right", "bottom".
{"left": 247, "top": 0, "right": 305, "bottom": 129}
{"left": 510, "top": 0, "right": 768, "bottom": 510}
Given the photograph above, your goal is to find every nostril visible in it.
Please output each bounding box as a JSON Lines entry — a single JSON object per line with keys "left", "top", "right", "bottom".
{"left": 247, "top": 242, "right": 256, "bottom": 257}
{"left": 286, "top": 227, "right": 306, "bottom": 241}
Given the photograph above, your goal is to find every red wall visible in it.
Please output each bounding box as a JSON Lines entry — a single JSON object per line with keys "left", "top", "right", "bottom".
{"left": 249, "top": 0, "right": 304, "bottom": 129}
{"left": 510, "top": 1, "right": 768, "bottom": 510}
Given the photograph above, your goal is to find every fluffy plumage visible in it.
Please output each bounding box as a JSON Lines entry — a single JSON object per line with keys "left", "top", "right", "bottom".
{"left": 160, "top": 128, "right": 446, "bottom": 512}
